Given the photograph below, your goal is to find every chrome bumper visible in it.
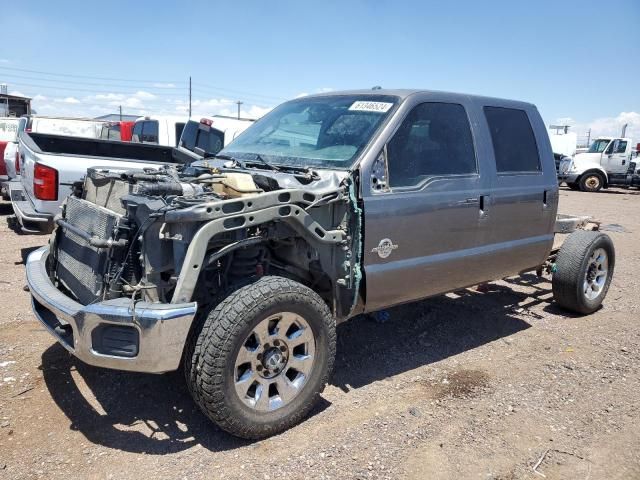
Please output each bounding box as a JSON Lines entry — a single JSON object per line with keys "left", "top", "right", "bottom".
{"left": 8, "top": 180, "right": 54, "bottom": 233}
{"left": 26, "top": 246, "right": 198, "bottom": 373}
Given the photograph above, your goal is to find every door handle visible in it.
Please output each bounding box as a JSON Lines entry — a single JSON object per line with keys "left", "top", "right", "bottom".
{"left": 479, "top": 195, "right": 489, "bottom": 217}
{"left": 458, "top": 197, "right": 478, "bottom": 205}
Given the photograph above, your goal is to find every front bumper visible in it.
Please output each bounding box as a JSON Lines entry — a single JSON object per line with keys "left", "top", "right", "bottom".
{"left": 8, "top": 181, "right": 54, "bottom": 233}
{"left": 26, "top": 246, "right": 198, "bottom": 373}
{"left": 557, "top": 173, "right": 579, "bottom": 183}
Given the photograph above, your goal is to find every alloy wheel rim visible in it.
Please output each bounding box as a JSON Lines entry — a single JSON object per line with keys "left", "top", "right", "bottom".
{"left": 583, "top": 248, "right": 608, "bottom": 300}
{"left": 234, "top": 312, "right": 316, "bottom": 411}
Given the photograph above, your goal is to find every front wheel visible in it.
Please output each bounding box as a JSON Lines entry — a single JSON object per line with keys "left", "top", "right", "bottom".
{"left": 552, "top": 231, "right": 615, "bottom": 314}
{"left": 579, "top": 172, "right": 604, "bottom": 192}
{"left": 186, "top": 276, "right": 336, "bottom": 439}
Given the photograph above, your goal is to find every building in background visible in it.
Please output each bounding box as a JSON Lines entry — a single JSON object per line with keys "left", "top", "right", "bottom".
{"left": 0, "top": 85, "right": 31, "bottom": 117}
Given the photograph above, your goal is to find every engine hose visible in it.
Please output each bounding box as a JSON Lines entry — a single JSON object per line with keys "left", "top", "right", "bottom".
{"left": 203, "top": 237, "right": 266, "bottom": 268}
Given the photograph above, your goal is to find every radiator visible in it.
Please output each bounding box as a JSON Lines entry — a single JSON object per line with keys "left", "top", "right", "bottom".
{"left": 55, "top": 196, "right": 122, "bottom": 305}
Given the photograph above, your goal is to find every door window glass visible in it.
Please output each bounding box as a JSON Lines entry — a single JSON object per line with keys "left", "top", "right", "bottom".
{"left": 387, "top": 102, "right": 476, "bottom": 187}
{"left": 614, "top": 140, "right": 627, "bottom": 154}
{"left": 484, "top": 107, "right": 541, "bottom": 173}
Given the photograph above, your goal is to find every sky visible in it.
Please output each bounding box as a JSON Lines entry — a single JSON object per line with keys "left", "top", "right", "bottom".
{"left": 1, "top": 0, "right": 639, "bottom": 142}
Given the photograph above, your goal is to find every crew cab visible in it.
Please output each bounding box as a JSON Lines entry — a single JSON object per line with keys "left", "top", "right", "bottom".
{"left": 178, "top": 116, "right": 253, "bottom": 161}
{"left": 558, "top": 136, "right": 640, "bottom": 191}
{"left": 7, "top": 132, "right": 190, "bottom": 232}
{"left": 131, "top": 115, "right": 187, "bottom": 147}
{"left": 26, "top": 90, "right": 615, "bottom": 440}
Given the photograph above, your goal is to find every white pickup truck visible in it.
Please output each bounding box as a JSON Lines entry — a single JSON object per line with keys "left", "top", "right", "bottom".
{"left": 177, "top": 116, "right": 253, "bottom": 161}
{"left": 558, "top": 137, "right": 640, "bottom": 191}
{"left": 7, "top": 132, "right": 191, "bottom": 233}
{"left": 131, "top": 115, "right": 187, "bottom": 147}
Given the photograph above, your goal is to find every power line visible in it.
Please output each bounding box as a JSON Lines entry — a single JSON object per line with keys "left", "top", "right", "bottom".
{"left": 0, "top": 65, "right": 287, "bottom": 104}
{"left": 0, "top": 65, "right": 181, "bottom": 84}
{"left": 4, "top": 81, "right": 185, "bottom": 97}
{"left": 0, "top": 71, "right": 186, "bottom": 91}
{"left": 192, "top": 81, "right": 286, "bottom": 102}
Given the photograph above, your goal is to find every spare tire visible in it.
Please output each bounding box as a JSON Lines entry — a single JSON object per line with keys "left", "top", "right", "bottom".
{"left": 552, "top": 231, "right": 615, "bottom": 314}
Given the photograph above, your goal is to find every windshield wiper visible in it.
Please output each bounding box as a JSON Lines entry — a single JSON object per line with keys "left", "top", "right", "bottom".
{"left": 244, "top": 153, "right": 282, "bottom": 172}
{"left": 212, "top": 153, "right": 247, "bottom": 169}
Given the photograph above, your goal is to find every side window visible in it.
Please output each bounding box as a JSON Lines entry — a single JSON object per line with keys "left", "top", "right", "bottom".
{"left": 132, "top": 122, "right": 143, "bottom": 142}
{"left": 180, "top": 121, "right": 198, "bottom": 150}
{"left": 141, "top": 120, "right": 159, "bottom": 144}
{"left": 387, "top": 102, "right": 477, "bottom": 188}
{"left": 614, "top": 140, "right": 627, "bottom": 154}
{"left": 605, "top": 141, "right": 614, "bottom": 155}
{"left": 484, "top": 106, "right": 541, "bottom": 173}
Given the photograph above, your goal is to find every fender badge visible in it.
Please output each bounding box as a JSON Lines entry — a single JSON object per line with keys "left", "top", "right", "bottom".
{"left": 371, "top": 238, "right": 398, "bottom": 259}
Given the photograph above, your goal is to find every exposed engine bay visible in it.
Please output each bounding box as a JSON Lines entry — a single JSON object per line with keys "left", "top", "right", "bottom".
{"left": 48, "top": 164, "right": 361, "bottom": 319}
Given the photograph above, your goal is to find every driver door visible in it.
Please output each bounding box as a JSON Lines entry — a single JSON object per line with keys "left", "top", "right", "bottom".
{"left": 361, "top": 100, "right": 491, "bottom": 311}
{"left": 604, "top": 139, "right": 629, "bottom": 174}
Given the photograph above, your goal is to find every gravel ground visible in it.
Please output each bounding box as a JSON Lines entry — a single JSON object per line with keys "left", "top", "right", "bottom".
{"left": 0, "top": 187, "right": 639, "bottom": 480}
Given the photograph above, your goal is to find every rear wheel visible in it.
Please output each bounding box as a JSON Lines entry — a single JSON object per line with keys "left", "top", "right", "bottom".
{"left": 552, "top": 231, "right": 615, "bottom": 314}
{"left": 579, "top": 172, "right": 604, "bottom": 192}
{"left": 186, "top": 276, "right": 336, "bottom": 439}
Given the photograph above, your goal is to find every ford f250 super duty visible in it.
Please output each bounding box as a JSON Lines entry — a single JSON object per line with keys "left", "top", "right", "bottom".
{"left": 25, "top": 90, "right": 615, "bottom": 439}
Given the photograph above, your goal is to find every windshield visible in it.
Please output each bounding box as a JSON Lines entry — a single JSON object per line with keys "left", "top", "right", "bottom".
{"left": 588, "top": 139, "right": 611, "bottom": 153}
{"left": 221, "top": 95, "right": 399, "bottom": 169}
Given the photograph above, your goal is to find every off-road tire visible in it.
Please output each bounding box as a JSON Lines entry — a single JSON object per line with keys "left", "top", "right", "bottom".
{"left": 567, "top": 182, "right": 580, "bottom": 191}
{"left": 579, "top": 172, "right": 604, "bottom": 192}
{"left": 552, "top": 231, "right": 615, "bottom": 314}
{"left": 186, "top": 276, "right": 336, "bottom": 439}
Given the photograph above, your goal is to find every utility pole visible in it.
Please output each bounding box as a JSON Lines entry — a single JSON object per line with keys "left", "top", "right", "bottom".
{"left": 587, "top": 128, "right": 591, "bottom": 146}
{"left": 189, "top": 76, "right": 192, "bottom": 118}
{"left": 119, "top": 105, "right": 122, "bottom": 121}
{"left": 236, "top": 101, "right": 243, "bottom": 119}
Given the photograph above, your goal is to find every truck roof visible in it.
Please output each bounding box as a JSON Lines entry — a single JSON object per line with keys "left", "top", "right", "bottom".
{"left": 306, "top": 88, "right": 537, "bottom": 109}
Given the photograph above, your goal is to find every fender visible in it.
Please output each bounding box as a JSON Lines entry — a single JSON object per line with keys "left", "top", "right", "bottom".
{"left": 570, "top": 155, "right": 608, "bottom": 186}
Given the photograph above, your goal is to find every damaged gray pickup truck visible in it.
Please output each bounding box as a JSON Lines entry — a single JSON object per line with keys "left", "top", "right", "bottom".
{"left": 26, "top": 90, "right": 615, "bottom": 439}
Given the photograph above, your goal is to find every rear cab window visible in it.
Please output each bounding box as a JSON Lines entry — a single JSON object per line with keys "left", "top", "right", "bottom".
{"left": 141, "top": 120, "right": 159, "bottom": 144}
{"left": 483, "top": 106, "right": 541, "bottom": 173}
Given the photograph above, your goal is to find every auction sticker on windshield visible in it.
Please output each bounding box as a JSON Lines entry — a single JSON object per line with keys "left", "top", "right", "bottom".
{"left": 349, "top": 101, "right": 394, "bottom": 113}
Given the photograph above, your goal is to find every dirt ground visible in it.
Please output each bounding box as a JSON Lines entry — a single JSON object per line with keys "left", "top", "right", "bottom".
{"left": 0, "top": 187, "right": 639, "bottom": 480}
